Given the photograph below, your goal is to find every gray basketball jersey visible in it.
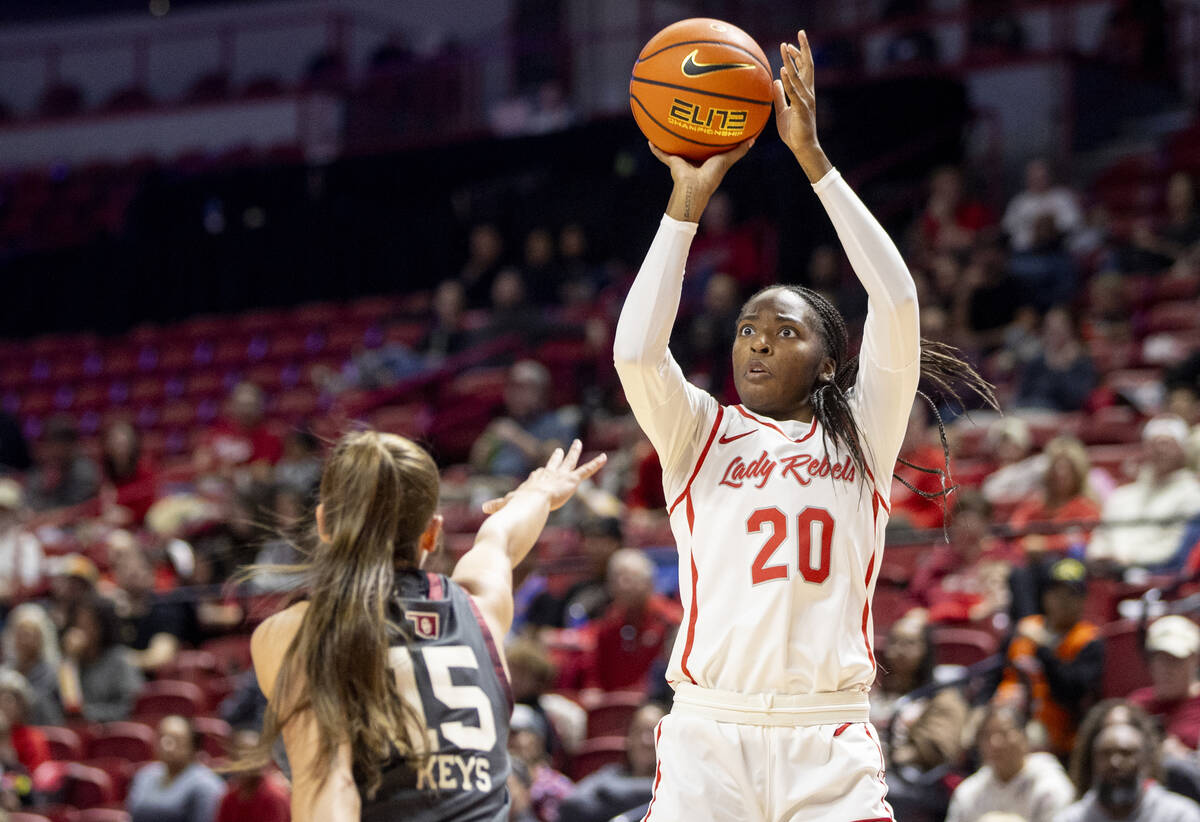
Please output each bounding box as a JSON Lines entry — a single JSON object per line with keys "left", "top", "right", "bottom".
{"left": 360, "top": 570, "right": 512, "bottom": 822}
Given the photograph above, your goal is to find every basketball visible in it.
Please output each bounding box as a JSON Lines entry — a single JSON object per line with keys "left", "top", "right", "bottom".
{"left": 629, "top": 18, "right": 773, "bottom": 162}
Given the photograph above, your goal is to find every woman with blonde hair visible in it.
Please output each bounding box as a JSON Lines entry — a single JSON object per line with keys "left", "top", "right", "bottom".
{"left": 1, "top": 603, "right": 61, "bottom": 725}
{"left": 249, "top": 432, "right": 604, "bottom": 821}
{"left": 1008, "top": 436, "right": 1101, "bottom": 554}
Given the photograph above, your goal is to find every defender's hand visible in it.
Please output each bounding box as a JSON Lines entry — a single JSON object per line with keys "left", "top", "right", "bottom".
{"left": 482, "top": 440, "right": 607, "bottom": 514}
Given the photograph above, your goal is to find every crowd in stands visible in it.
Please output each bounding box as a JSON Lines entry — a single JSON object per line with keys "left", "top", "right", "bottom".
{"left": 0, "top": 62, "right": 1199, "bottom": 822}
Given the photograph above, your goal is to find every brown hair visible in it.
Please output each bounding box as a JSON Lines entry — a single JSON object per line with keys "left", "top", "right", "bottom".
{"left": 1067, "top": 699, "right": 1162, "bottom": 797}
{"left": 1042, "top": 435, "right": 1092, "bottom": 507}
{"left": 245, "top": 430, "right": 441, "bottom": 798}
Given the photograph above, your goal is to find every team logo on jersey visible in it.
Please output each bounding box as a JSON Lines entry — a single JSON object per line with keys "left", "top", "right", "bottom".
{"left": 406, "top": 611, "right": 441, "bottom": 640}
{"left": 719, "top": 449, "right": 856, "bottom": 490}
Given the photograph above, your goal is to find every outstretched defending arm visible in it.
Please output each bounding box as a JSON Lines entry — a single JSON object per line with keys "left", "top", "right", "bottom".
{"left": 613, "top": 141, "right": 751, "bottom": 496}
{"left": 775, "top": 32, "right": 920, "bottom": 474}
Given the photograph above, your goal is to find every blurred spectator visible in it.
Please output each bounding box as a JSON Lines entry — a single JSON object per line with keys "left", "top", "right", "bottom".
{"left": 1, "top": 604, "right": 61, "bottom": 726}
{"left": 419, "top": 280, "right": 474, "bottom": 364}
{"left": 917, "top": 166, "right": 995, "bottom": 255}
{"left": 58, "top": 594, "right": 144, "bottom": 721}
{"left": 556, "top": 702, "right": 664, "bottom": 822}
{"left": 522, "top": 227, "right": 563, "bottom": 304}
{"left": 686, "top": 192, "right": 763, "bottom": 291}
{"left": 216, "top": 728, "right": 290, "bottom": 822}
{"left": 1014, "top": 309, "right": 1096, "bottom": 412}
{"left": 1003, "top": 159, "right": 1083, "bottom": 253}
{"left": 506, "top": 637, "right": 584, "bottom": 760}
{"left": 24, "top": 416, "right": 100, "bottom": 512}
{"left": 0, "top": 412, "right": 30, "bottom": 473}
{"left": 0, "top": 709, "right": 36, "bottom": 810}
{"left": 470, "top": 361, "right": 579, "bottom": 478}
{"left": 582, "top": 549, "right": 680, "bottom": 692}
{"left": 99, "top": 420, "right": 158, "bottom": 526}
{"left": 509, "top": 758, "right": 537, "bottom": 822}
{"left": 1088, "top": 416, "right": 1200, "bottom": 570}
{"left": 1085, "top": 271, "right": 1135, "bottom": 343}
{"left": 968, "top": 0, "right": 1027, "bottom": 56}
{"left": 248, "top": 484, "right": 307, "bottom": 593}
{"left": 946, "top": 704, "right": 1074, "bottom": 822}
{"left": 530, "top": 516, "right": 622, "bottom": 630}
{"left": 45, "top": 552, "right": 99, "bottom": 630}
{"left": 674, "top": 273, "right": 740, "bottom": 387}
{"left": 1058, "top": 716, "right": 1200, "bottom": 822}
{"left": 558, "top": 223, "right": 605, "bottom": 305}
{"left": 219, "top": 670, "right": 268, "bottom": 732}
{"left": 871, "top": 612, "right": 968, "bottom": 775}
{"left": 1008, "top": 216, "right": 1079, "bottom": 311}
{"left": 890, "top": 402, "right": 951, "bottom": 532}
{"left": 127, "top": 715, "right": 226, "bottom": 822}
{"left": 913, "top": 490, "right": 1022, "bottom": 624}
{"left": 806, "top": 244, "right": 867, "bottom": 321}
{"left": 273, "top": 427, "right": 322, "bottom": 497}
{"left": 508, "top": 704, "right": 573, "bottom": 822}
{"left": 1009, "top": 437, "right": 1102, "bottom": 555}
{"left": 1130, "top": 172, "right": 1200, "bottom": 269}
{"left": 195, "top": 382, "right": 284, "bottom": 478}
{"left": 1068, "top": 702, "right": 1156, "bottom": 800}
{"left": 0, "top": 671, "right": 49, "bottom": 773}
{"left": 1099, "top": 0, "right": 1171, "bottom": 82}
{"left": 459, "top": 223, "right": 506, "bottom": 308}
{"left": 982, "top": 418, "right": 1039, "bottom": 507}
{"left": 1130, "top": 616, "right": 1200, "bottom": 751}
{"left": 994, "top": 558, "right": 1103, "bottom": 759}
{"left": 477, "top": 268, "right": 544, "bottom": 346}
{"left": 962, "top": 244, "right": 1026, "bottom": 350}
{"left": 0, "top": 480, "right": 42, "bottom": 605}
{"left": 109, "top": 545, "right": 199, "bottom": 671}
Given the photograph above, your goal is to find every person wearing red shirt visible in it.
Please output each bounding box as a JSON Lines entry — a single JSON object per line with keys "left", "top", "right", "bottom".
{"left": 686, "top": 192, "right": 764, "bottom": 291}
{"left": 1130, "top": 615, "right": 1200, "bottom": 752}
{"left": 582, "top": 549, "right": 681, "bottom": 692}
{"left": 918, "top": 166, "right": 995, "bottom": 255}
{"left": 1008, "top": 436, "right": 1102, "bottom": 555}
{"left": 0, "top": 671, "right": 49, "bottom": 773}
{"left": 196, "top": 382, "right": 284, "bottom": 478}
{"left": 100, "top": 421, "right": 159, "bottom": 526}
{"left": 890, "top": 402, "right": 951, "bottom": 532}
{"left": 217, "top": 729, "right": 291, "bottom": 822}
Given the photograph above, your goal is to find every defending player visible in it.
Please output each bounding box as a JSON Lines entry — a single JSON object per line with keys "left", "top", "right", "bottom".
{"left": 248, "top": 432, "right": 604, "bottom": 821}
{"left": 614, "top": 31, "right": 992, "bottom": 821}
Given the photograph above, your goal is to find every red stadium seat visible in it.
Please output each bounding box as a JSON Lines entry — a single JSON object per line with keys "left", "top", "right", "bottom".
{"left": 193, "top": 716, "right": 233, "bottom": 759}
{"left": 571, "top": 736, "right": 627, "bottom": 781}
{"left": 62, "top": 763, "right": 115, "bottom": 809}
{"left": 369, "top": 404, "right": 431, "bottom": 439}
{"left": 77, "top": 810, "right": 132, "bottom": 822}
{"left": 132, "top": 680, "right": 207, "bottom": 719}
{"left": 10, "top": 813, "right": 55, "bottom": 822}
{"left": 1146, "top": 301, "right": 1200, "bottom": 334}
{"left": 88, "top": 722, "right": 155, "bottom": 762}
{"left": 200, "top": 635, "right": 254, "bottom": 674}
{"left": 932, "top": 627, "right": 999, "bottom": 667}
{"left": 584, "top": 690, "right": 646, "bottom": 739}
{"left": 1101, "top": 619, "right": 1152, "bottom": 699}
{"left": 157, "top": 649, "right": 221, "bottom": 682}
{"left": 80, "top": 758, "right": 136, "bottom": 802}
{"left": 37, "top": 726, "right": 84, "bottom": 761}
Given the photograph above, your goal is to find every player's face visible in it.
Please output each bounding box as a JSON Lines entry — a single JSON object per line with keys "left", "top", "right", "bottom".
{"left": 732, "top": 289, "right": 834, "bottom": 421}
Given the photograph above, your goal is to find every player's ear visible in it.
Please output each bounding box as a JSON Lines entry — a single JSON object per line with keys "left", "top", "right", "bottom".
{"left": 315, "top": 503, "right": 331, "bottom": 542}
{"left": 417, "top": 514, "right": 444, "bottom": 568}
{"left": 819, "top": 357, "right": 836, "bottom": 384}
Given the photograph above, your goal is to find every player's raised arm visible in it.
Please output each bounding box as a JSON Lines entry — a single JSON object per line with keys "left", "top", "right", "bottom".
{"left": 613, "top": 141, "right": 751, "bottom": 488}
{"left": 774, "top": 30, "right": 920, "bottom": 468}
{"left": 452, "top": 440, "right": 605, "bottom": 636}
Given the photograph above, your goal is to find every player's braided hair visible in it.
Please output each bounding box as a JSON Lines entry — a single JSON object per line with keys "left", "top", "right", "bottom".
{"left": 750, "top": 285, "right": 997, "bottom": 504}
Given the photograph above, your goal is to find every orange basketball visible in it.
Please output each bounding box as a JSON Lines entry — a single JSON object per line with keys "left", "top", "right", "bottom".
{"left": 630, "top": 18, "right": 772, "bottom": 162}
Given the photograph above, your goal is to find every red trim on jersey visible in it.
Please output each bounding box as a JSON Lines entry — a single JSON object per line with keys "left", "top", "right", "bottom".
{"left": 833, "top": 722, "right": 852, "bottom": 737}
{"left": 641, "top": 723, "right": 665, "bottom": 822}
{"left": 733, "top": 405, "right": 818, "bottom": 444}
{"left": 668, "top": 406, "right": 725, "bottom": 516}
{"left": 679, "top": 545, "right": 701, "bottom": 684}
{"left": 861, "top": 551, "right": 877, "bottom": 670}
{"left": 862, "top": 464, "right": 891, "bottom": 514}
{"left": 863, "top": 723, "right": 896, "bottom": 819}
{"left": 464, "top": 591, "right": 514, "bottom": 713}
{"left": 425, "top": 572, "right": 444, "bottom": 600}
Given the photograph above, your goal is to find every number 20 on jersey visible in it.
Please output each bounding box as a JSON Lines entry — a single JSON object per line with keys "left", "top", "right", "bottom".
{"left": 747, "top": 506, "right": 834, "bottom": 585}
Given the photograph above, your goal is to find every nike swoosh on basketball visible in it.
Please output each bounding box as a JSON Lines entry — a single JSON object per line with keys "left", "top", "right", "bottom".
{"left": 680, "top": 49, "right": 755, "bottom": 77}
{"left": 718, "top": 430, "right": 755, "bottom": 444}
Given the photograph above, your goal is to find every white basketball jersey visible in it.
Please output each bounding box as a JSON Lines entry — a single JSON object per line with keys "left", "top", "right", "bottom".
{"left": 663, "top": 403, "right": 889, "bottom": 696}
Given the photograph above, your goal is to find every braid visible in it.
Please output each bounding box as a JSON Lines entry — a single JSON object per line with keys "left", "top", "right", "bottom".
{"left": 747, "top": 285, "right": 998, "bottom": 510}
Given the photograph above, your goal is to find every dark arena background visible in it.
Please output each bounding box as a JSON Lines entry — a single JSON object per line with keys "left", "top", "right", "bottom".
{"left": 0, "top": 1, "right": 1199, "bottom": 820}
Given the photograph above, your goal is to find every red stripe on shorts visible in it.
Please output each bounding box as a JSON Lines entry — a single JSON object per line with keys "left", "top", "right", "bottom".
{"left": 641, "top": 723, "right": 665, "bottom": 822}
{"left": 833, "top": 722, "right": 852, "bottom": 737}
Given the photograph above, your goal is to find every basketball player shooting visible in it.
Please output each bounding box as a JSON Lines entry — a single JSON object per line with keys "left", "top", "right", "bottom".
{"left": 615, "top": 31, "right": 990, "bottom": 821}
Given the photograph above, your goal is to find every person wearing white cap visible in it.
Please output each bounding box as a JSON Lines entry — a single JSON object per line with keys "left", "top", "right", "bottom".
{"left": 1130, "top": 616, "right": 1200, "bottom": 752}
{"left": 1087, "top": 416, "right": 1200, "bottom": 569}
{"left": 0, "top": 478, "right": 43, "bottom": 604}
